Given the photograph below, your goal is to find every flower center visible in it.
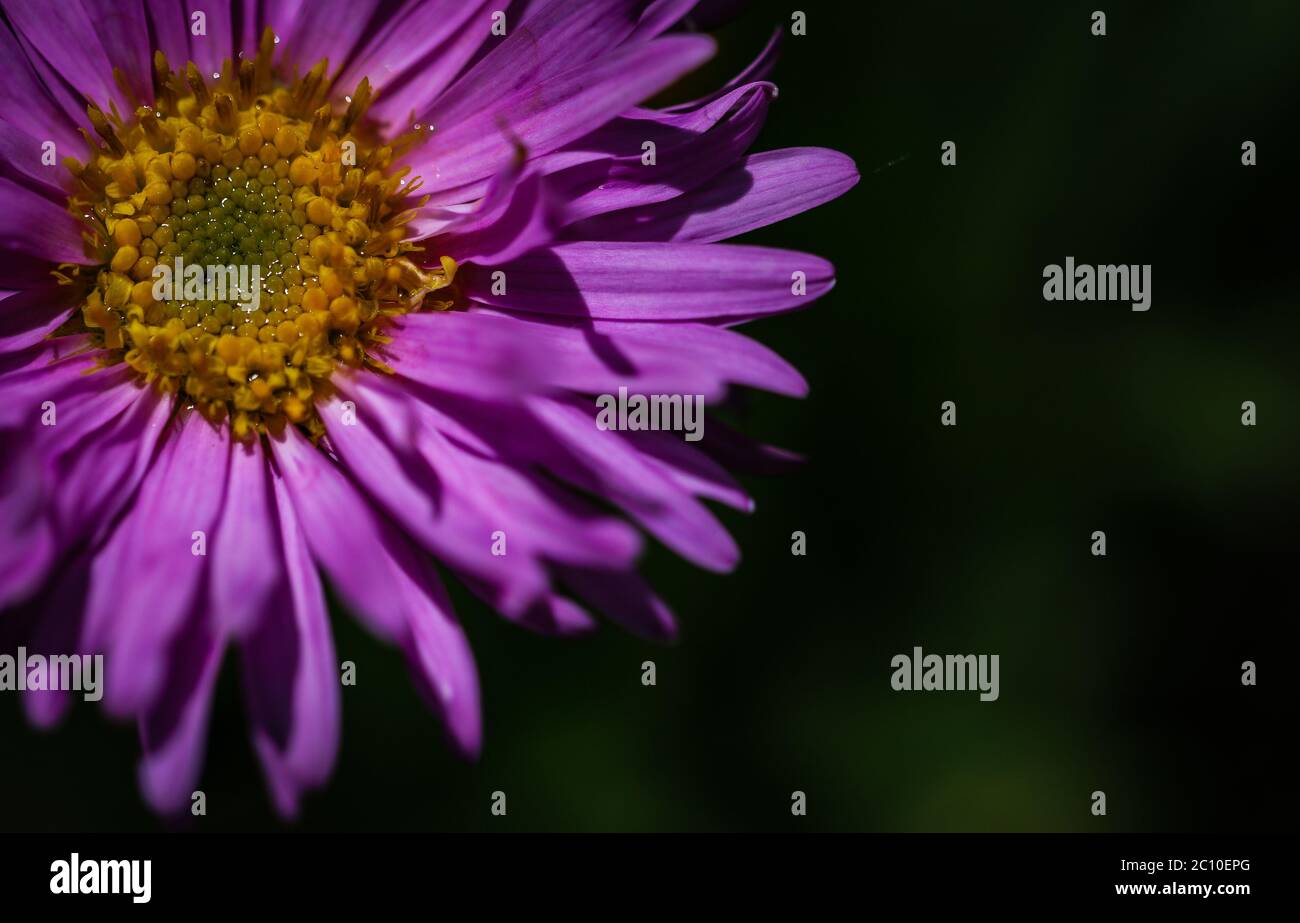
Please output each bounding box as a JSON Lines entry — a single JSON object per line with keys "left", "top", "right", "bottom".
{"left": 64, "top": 29, "right": 453, "bottom": 439}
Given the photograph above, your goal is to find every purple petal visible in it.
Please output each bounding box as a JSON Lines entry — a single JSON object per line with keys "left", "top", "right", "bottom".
{"left": 0, "top": 334, "right": 91, "bottom": 384}
{"left": 409, "top": 34, "right": 715, "bottom": 200}
{"left": 394, "top": 307, "right": 809, "bottom": 399}
{"left": 316, "top": 385, "right": 548, "bottom": 616}
{"left": 268, "top": 424, "right": 410, "bottom": 640}
{"left": 270, "top": 420, "right": 483, "bottom": 756}
{"left": 141, "top": 0, "right": 194, "bottom": 66}
{"left": 0, "top": 177, "right": 92, "bottom": 272}
{"left": 80, "top": 0, "right": 154, "bottom": 103}
{"left": 560, "top": 566, "right": 678, "bottom": 642}
{"left": 665, "top": 25, "right": 781, "bottom": 112}
{"left": 460, "top": 241, "right": 834, "bottom": 321}
{"left": 323, "top": 375, "right": 641, "bottom": 611}
{"left": 0, "top": 117, "right": 75, "bottom": 199}
{"left": 378, "top": 310, "right": 553, "bottom": 400}
{"left": 48, "top": 381, "right": 170, "bottom": 543}
{"left": 427, "top": 164, "right": 565, "bottom": 264}
{"left": 502, "top": 591, "right": 598, "bottom": 636}
{"left": 565, "top": 147, "right": 859, "bottom": 243}
{"left": 1, "top": 0, "right": 125, "bottom": 110}
{"left": 4, "top": 18, "right": 98, "bottom": 145}
{"left": 243, "top": 473, "right": 340, "bottom": 819}
{"left": 0, "top": 433, "right": 56, "bottom": 607}
{"left": 439, "top": 0, "right": 660, "bottom": 108}
{"left": 278, "top": 0, "right": 381, "bottom": 75}
{"left": 363, "top": 0, "right": 497, "bottom": 131}
{"left": 390, "top": 537, "right": 483, "bottom": 758}
{"left": 19, "top": 551, "right": 92, "bottom": 728}
{"left": 182, "top": 0, "right": 234, "bottom": 76}
{"left": 619, "top": 426, "right": 753, "bottom": 511}
{"left": 0, "top": 18, "right": 87, "bottom": 155}
{"left": 527, "top": 395, "right": 739, "bottom": 572}
{"left": 0, "top": 283, "right": 80, "bottom": 357}
{"left": 0, "top": 351, "right": 137, "bottom": 604}
{"left": 86, "top": 409, "right": 230, "bottom": 718}
{"left": 698, "top": 413, "right": 804, "bottom": 474}
{"left": 630, "top": 0, "right": 703, "bottom": 40}
{"left": 137, "top": 618, "right": 224, "bottom": 814}
{"left": 391, "top": 384, "right": 742, "bottom": 534}
{"left": 335, "top": 0, "right": 490, "bottom": 110}
{"left": 0, "top": 341, "right": 112, "bottom": 427}
{"left": 547, "top": 81, "right": 773, "bottom": 225}
{"left": 211, "top": 436, "right": 283, "bottom": 639}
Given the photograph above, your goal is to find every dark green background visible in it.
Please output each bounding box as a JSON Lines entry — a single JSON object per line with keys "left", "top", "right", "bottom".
{"left": 3, "top": 0, "right": 1296, "bottom": 832}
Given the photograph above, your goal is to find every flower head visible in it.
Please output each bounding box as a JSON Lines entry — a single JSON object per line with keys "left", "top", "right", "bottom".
{"left": 0, "top": 0, "right": 857, "bottom": 817}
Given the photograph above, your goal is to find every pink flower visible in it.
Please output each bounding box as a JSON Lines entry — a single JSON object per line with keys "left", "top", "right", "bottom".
{"left": 0, "top": 0, "right": 857, "bottom": 817}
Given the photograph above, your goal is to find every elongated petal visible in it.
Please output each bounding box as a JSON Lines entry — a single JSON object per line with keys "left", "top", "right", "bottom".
{"left": 19, "top": 551, "right": 92, "bottom": 728}
{"left": 392, "top": 307, "right": 809, "bottom": 399}
{"left": 376, "top": 309, "right": 551, "bottom": 400}
{"left": 181, "top": 0, "right": 234, "bottom": 76}
{"left": 630, "top": 0, "right": 702, "bottom": 40}
{"left": 315, "top": 387, "right": 545, "bottom": 616}
{"left": 80, "top": 0, "right": 154, "bottom": 102}
{"left": 429, "top": 166, "right": 565, "bottom": 263}
{"left": 0, "top": 434, "right": 55, "bottom": 607}
{"left": 323, "top": 375, "right": 641, "bottom": 611}
{"left": 243, "top": 473, "right": 340, "bottom": 819}
{"left": 528, "top": 395, "right": 739, "bottom": 572}
{"left": 0, "top": 117, "right": 74, "bottom": 199}
{"left": 548, "top": 82, "right": 774, "bottom": 225}
{"left": 389, "top": 537, "right": 483, "bottom": 758}
{"left": 88, "top": 410, "right": 229, "bottom": 717}
{"left": 0, "top": 282, "right": 80, "bottom": 354}
{"left": 0, "top": 342, "right": 106, "bottom": 428}
{"left": 211, "top": 437, "right": 282, "bottom": 639}
{"left": 269, "top": 425, "right": 408, "bottom": 640}
{"left": 0, "top": 177, "right": 92, "bottom": 274}
{"left": 0, "top": 19, "right": 87, "bottom": 155}
{"left": 461, "top": 241, "right": 833, "bottom": 321}
{"left": 1, "top": 0, "right": 125, "bottom": 110}
{"left": 620, "top": 426, "right": 753, "bottom": 511}
{"left": 665, "top": 25, "right": 780, "bottom": 111}
{"left": 410, "top": 35, "right": 715, "bottom": 199}
{"left": 335, "top": 0, "right": 490, "bottom": 106}
{"left": 49, "top": 381, "right": 170, "bottom": 543}
{"left": 141, "top": 0, "right": 194, "bottom": 66}
{"left": 566, "top": 147, "right": 859, "bottom": 243}
{"left": 425, "top": 0, "right": 660, "bottom": 127}
{"left": 363, "top": 0, "right": 496, "bottom": 130}
{"left": 137, "top": 619, "right": 224, "bottom": 814}
{"left": 278, "top": 0, "right": 381, "bottom": 75}
{"left": 271, "top": 421, "right": 483, "bottom": 755}
{"left": 560, "top": 566, "right": 678, "bottom": 642}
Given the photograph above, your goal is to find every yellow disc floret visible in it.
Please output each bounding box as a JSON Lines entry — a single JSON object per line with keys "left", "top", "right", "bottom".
{"left": 63, "top": 29, "right": 456, "bottom": 439}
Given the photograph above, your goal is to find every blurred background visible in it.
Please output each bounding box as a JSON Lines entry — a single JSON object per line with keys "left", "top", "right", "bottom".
{"left": 2, "top": 0, "right": 1296, "bottom": 831}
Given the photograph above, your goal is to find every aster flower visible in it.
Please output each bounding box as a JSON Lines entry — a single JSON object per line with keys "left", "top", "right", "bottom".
{"left": 0, "top": 0, "right": 857, "bottom": 817}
